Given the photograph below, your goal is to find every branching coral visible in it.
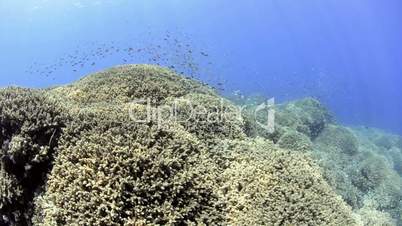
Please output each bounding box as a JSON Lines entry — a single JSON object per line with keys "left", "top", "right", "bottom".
{"left": 0, "top": 163, "right": 23, "bottom": 216}
{"left": 277, "top": 130, "right": 313, "bottom": 152}
{"left": 397, "top": 137, "right": 402, "bottom": 150}
{"left": 213, "top": 138, "right": 357, "bottom": 225}
{"left": 33, "top": 65, "right": 229, "bottom": 225}
{"left": 315, "top": 124, "right": 359, "bottom": 155}
{"left": 240, "top": 97, "right": 332, "bottom": 142}
{"left": 165, "top": 93, "right": 245, "bottom": 142}
{"left": 356, "top": 204, "right": 396, "bottom": 226}
{"left": 276, "top": 98, "right": 332, "bottom": 139}
{"left": 0, "top": 88, "right": 66, "bottom": 225}
{"left": 3, "top": 64, "right": 401, "bottom": 225}
{"left": 375, "top": 135, "right": 397, "bottom": 150}
{"left": 48, "top": 64, "right": 214, "bottom": 106}
{"left": 38, "top": 123, "right": 224, "bottom": 225}
{"left": 388, "top": 147, "right": 402, "bottom": 175}
{"left": 352, "top": 154, "right": 391, "bottom": 192}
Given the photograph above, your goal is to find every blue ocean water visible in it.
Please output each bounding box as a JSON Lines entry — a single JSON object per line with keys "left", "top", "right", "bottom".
{"left": 0, "top": 0, "right": 401, "bottom": 134}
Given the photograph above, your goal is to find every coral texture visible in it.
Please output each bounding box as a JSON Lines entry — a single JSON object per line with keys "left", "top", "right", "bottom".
{"left": 0, "top": 88, "right": 66, "bottom": 225}
{"left": 3, "top": 64, "right": 401, "bottom": 225}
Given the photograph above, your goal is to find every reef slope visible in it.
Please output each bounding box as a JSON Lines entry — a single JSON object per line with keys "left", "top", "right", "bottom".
{"left": 2, "top": 64, "right": 399, "bottom": 225}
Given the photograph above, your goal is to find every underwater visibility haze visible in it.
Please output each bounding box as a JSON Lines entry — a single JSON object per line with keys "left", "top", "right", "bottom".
{"left": 1, "top": 0, "right": 402, "bottom": 225}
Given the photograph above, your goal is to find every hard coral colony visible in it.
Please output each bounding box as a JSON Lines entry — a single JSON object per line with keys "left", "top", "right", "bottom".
{"left": 1, "top": 64, "right": 402, "bottom": 225}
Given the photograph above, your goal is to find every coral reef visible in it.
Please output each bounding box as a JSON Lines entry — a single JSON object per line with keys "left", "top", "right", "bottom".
{"left": 1, "top": 64, "right": 402, "bottom": 225}
{"left": 352, "top": 154, "right": 391, "bottom": 192}
{"left": 38, "top": 123, "right": 224, "bottom": 225}
{"left": 240, "top": 97, "right": 332, "bottom": 144}
{"left": 397, "top": 137, "right": 402, "bottom": 150}
{"left": 388, "top": 147, "right": 402, "bottom": 174}
{"left": 235, "top": 95, "right": 402, "bottom": 225}
{"left": 275, "top": 98, "right": 333, "bottom": 139}
{"left": 356, "top": 204, "right": 396, "bottom": 226}
{"left": 277, "top": 130, "right": 313, "bottom": 152}
{"left": 214, "top": 138, "right": 356, "bottom": 225}
{"left": 375, "top": 135, "right": 395, "bottom": 150}
{"left": 313, "top": 127, "right": 402, "bottom": 224}
{"left": 48, "top": 64, "right": 214, "bottom": 106}
{"left": 314, "top": 124, "right": 359, "bottom": 155}
{"left": 164, "top": 93, "right": 245, "bottom": 142}
{"left": 0, "top": 163, "right": 23, "bottom": 218}
{"left": 0, "top": 88, "right": 66, "bottom": 225}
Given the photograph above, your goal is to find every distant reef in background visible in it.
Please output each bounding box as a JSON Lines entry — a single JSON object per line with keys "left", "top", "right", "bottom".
{"left": 1, "top": 64, "right": 401, "bottom": 225}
